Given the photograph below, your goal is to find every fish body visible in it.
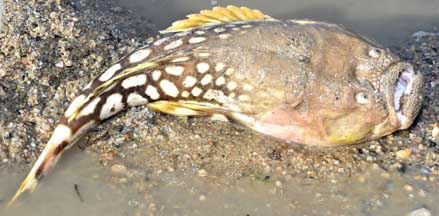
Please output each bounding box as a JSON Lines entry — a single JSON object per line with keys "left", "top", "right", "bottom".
{"left": 9, "top": 6, "right": 424, "bottom": 205}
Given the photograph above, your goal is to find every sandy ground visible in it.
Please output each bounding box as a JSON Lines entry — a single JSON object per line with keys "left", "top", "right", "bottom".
{"left": 0, "top": 0, "right": 438, "bottom": 215}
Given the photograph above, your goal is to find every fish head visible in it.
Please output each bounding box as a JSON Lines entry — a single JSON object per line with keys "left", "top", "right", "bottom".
{"left": 311, "top": 27, "right": 424, "bottom": 144}
{"left": 252, "top": 24, "right": 424, "bottom": 146}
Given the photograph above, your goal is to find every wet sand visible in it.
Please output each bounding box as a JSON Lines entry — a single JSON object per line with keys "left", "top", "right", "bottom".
{"left": 0, "top": 0, "right": 438, "bottom": 215}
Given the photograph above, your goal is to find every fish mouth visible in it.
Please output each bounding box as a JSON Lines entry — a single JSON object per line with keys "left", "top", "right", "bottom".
{"left": 383, "top": 62, "right": 424, "bottom": 130}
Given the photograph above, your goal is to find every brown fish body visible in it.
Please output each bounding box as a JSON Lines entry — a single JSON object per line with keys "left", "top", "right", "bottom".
{"left": 8, "top": 6, "right": 424, "bottom": 205}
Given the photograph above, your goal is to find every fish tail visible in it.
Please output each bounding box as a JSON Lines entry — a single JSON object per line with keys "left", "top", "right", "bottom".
{"left": 8, "top": 123, "right": 74, "bottom": 207}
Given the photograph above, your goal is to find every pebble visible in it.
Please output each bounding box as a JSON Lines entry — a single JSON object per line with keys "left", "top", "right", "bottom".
{"left": 111, "top": 164, "right": 128, "bottom": 176}
{"left": 396, "top": 148, "right": 412, "bottom": 160}
{"left": 407, "top": 207, "right": 432, "bottom": 216}
{"left": 197, "top": 169, "right": 208, "bottom": 177}
{"left": 404, "top": 184, "right": 414, "bottom": 192}
{"left": 199, "top": 195, "right": 206, "bottom": 201}
{"left": 432, "top": 123, "right": 439, "bottom": 139}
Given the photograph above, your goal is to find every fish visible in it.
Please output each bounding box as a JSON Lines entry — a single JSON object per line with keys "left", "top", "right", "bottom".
{"left": 8, "top": 6, "right": 424, "bottom": 205}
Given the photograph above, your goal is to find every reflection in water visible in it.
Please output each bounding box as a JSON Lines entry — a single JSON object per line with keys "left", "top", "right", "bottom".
{"left": 116, "top": 0, "right": 439, "bottom": 45}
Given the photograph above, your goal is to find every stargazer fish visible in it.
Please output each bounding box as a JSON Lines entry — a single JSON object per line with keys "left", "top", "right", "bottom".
{"left": 8, "top": 6, "right": 423, "bottom": 205}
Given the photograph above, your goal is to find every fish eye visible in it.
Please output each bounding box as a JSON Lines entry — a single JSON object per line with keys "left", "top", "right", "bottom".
{"left": 368, "top": 48, "right": 381, "bottom": 58}
{"left": 355, "top": 92, "right": 369, "bottom": 104}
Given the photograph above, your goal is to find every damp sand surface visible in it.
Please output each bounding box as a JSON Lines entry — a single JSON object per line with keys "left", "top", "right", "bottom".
{"left": 0, "top": 0, "right": 438, "bottom": 215}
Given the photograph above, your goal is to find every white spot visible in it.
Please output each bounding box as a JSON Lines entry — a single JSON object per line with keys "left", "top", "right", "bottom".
{"left": 200, "top": 74, "right": 213, "bottom": 85}
{"left": 225, "top": 24, "right": 236, "bottom": 28}
{"left": 78, "top": 97, "right": 101, "bottom": 117}
{"left": 171, "top": 56, "right": 191, "bottom": 63}
{"left": 127, "top": 92, "right": 148, "bottom": 107}
{"left": 215, "top": 76, "right": 226, "bottom": 86}
{"left": 228, "top": 92, "right": 236, "bottom": 98}
{"left": 225, "top": 68, "right": 235, "bottom": 76}
{"left": 65, "top": 95, "right": 86, "bottom": 117}
{"left": 215, "top": 63, "right": 226, "bottom": 72}
{"left": 196, "top": 53, "right": 210, "bottom": 59}
{"left": 243, "top": 84, "right": 254, "bottom": 91}
{"left": 48, "top": 124, "right": 72, "bottom": 145}
{"left": 160, "top": 80, "right": 179, "bottom": 97}
{"left": 227, "top": 81, "right": 238, "bottom": 90}
{"left": 191, "top": 87, "right": 203, "bottom": 97}
{"left": 99, "top": 64, "right": 122, "bottom": 81}
{"left": 129, "top": 49, "right": 151, "bottom": 63}
{"left": 203, "top": 89, "right": 225, "bottom": 100}
{"left": 188, "top": 37, "right": 207, "bottom": 44}
{"left": 231, "top": 27, "right": 240, "bottom": 31}
{"left": 121, "top": 74, "right": 147, "bottom": 89}
{"left": 183, "top": 76, "right": 197, "bottom": 88}
{"left": 196, "top": 62, "right": 210, "bottom": 74}
{"left": 214, "top": 27, "right": 226, "bottom": 33}
{"left": 164, "top": 39, "right": 183, "bottom": 50}
{"left": 181, "top": 91, "right": 190, "bottom": 98}
{"left": 145, "top": 85, "right": 160, "bottom": 100}
{"left": 152, "top": 70, "right": 162, "bottom": 81}
{"left": 219, "top": 34, "right": 231, "bottom": 39}
{"left": 238, "top": 95, "right": 251, "bottom": 101}
{"left": 165, "top": 65, "right": 185, "bottom": 76}
{"left": 100, "top": 93, "right": 124, "bottom": 120}
{"left": 195, "top": 30, "right": 205, "bottom": 35}
{"left": 154, "top": 37, "right": 169, "bottom": 46}
{"left": 241, "top": 24, "right": 253, "bottom": 28}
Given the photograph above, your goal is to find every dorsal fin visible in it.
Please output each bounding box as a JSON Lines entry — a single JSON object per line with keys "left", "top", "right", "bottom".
{"left": 161, "top": 6, "right": 271, "bottom": 33}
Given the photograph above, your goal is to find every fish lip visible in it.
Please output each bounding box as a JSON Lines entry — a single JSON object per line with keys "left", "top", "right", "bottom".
{"left": 382, "top": 62, "right": 424, "bottom": 130}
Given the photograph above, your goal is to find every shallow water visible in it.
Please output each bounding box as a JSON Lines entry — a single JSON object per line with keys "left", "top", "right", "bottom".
{"left": 1, "top": 0, "right": 439, "bottom": 215}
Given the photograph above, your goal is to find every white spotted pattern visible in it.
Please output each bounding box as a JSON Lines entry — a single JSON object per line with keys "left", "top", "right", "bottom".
{"left": 191, "top": 87, "right": 203, "bottom": 97}
{"left": 129, "top": 49, "right": 151, "bottom": 63}
{"left": 121, "top": 74, "right": 147, "bottom": 89}
{"left": 225, "top": 68, "right": 235, "bottom": 76}
{"left": 48, "top": 125, "right": 72, "bottom": 145}
{"left": 100, "top": 93, "right": 124, "bottom": 120}
{"left": 195, "top": 30, "right": 205, "bottom": 35}
{"left": 99, "top": 63, "right": 122, "bottom": 81}
{"left": 188, "top": 37, "right": 207, "bottom": 44}
{"left": 65, "top": 94, "right": 86, "bottom": 117}
{"left": 160, "top": 80, "right": 179, "bottom": 97}
{"left": 181, "top": 91, "right": 190, "bottom": 98}
{"left": 152, "top": 70, "right": 162, "bottom": 81}
{"left": 154, "top": 37, "right": 169, "bottom": 46}
{"left": 127, "top": 92, "right": 148, "bottom": 107}
{"left": 171, "top": 56, "right": 191, "bottom": 63}
{"left": 145, "top": 85, "right": 160, "bottom": 100}
{"left": 78, "top": 97, "right": 101, "bottom": 118}
{"left": 227, "top": 81, "right": 238, "bottom": 90}
{"left": 215, "top": 63, "right": 226, "bottom": 72}
{"left": 243, "top": 84, "right": 254, "bottom": 91}
{"left": 164, "top": 39, "right": 183, "bottom": 50}
{"left": 165, "top": 65, "right": 185, "bottom": 76}
{"left": 215, "top": 76, "right": 226, "bottom": 86}
{"left": 183, "top": 76, "right": 197, "bottom": 88}
{"left": 241, "top": 24, "right": 253, "bottom": 28}
{"left": 200, "top": 74, "right": 213, "bottom": 85}
{"left": 196, "top": 62, "right": 210, "bottom": 74}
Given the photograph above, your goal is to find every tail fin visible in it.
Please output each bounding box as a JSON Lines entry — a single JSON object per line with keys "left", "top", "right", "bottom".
{"left": 7, "top": 124, "right": 73, "bottom": 207}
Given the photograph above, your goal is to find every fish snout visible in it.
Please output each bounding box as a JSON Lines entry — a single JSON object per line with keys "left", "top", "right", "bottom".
{"left": 382, "top": 62, "right": 424, "bottom": 130}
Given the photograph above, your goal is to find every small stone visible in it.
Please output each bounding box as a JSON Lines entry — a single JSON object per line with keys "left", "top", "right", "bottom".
{"left": 404, "top": 184, "right": 414, "bottom": 192}
{"left": 111, "top": 164, "right": 128, "bottom": 176}
{"left": 275, "top": 181, "right": 282, "bottom": 187}
{"left": 432, "top": 123, "right": 439, "bottom": 139}
{"left": 396, "top": 148, "right": 412, "bottom": 160}
{"left": 197, "top": 169, "right": 208, "bottom": 177}
{"left": 199, "top": 195, "right": 206, "bottom": 201}
{"left": 407, "top": 207, "right": 432, "bottom": 216}
{"left": 55, "top": 61, "right": 64, "bottom": 68}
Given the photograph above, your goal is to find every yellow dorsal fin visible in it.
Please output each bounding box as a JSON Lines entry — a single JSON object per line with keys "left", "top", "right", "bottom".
{"left": 161, "top": 6, "right": 270, "bottom": 33}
